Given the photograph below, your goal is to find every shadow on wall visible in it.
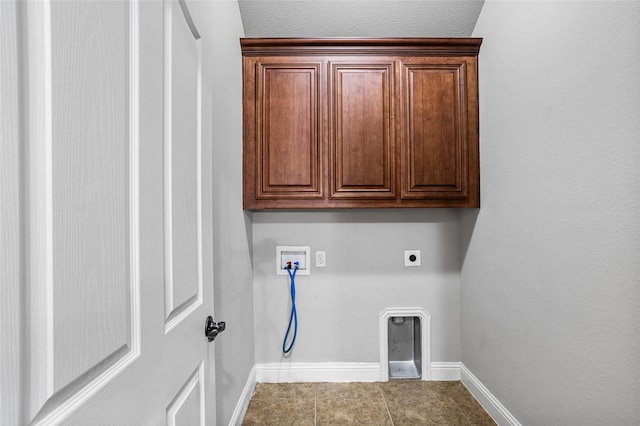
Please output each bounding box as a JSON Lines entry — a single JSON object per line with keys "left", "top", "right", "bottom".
{"left": 251, "top": 208, "right": 462, "bottom": 224}
{"left": 459, "top": 209, "right": 480, "bottom": 266}
{"left": 244, "top": 210, "right": 254, "bottom": 266}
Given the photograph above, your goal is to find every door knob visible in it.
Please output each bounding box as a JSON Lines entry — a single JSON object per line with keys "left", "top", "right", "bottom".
{"left": 204, "top": 316, "right": 226, "bottom": 342}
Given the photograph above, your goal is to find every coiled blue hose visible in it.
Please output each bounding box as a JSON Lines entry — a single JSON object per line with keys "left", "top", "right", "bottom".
{"left": 282, "top": 264, "right": 298, "bottom": 354}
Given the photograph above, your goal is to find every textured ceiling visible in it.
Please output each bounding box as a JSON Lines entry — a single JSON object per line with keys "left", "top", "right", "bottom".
{"left": 238, "top": 0, "right": 485, "bottom": 38}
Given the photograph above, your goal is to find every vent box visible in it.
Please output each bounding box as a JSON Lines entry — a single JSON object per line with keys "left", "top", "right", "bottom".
{"left": 388, "top": 316, "right": 422, "bottom": 379}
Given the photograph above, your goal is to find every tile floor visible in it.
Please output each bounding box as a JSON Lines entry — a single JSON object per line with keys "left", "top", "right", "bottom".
{"left": 242, "top": 380, "right": 496, "bottom": 425}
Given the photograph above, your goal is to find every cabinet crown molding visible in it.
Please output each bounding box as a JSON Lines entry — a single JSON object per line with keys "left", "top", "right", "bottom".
{"left": 240, "top": 37, "right": 482, "bottom": 56}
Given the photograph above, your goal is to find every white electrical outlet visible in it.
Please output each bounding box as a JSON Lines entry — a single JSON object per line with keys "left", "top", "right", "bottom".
{"left": 404, "top": 250, "right": 421, "bottom": 267}
{"left": 315, "top": 251, "right": 326, "bottom": 268}
{"left": 276, "top": 246, "right": 311, "bottom": 275}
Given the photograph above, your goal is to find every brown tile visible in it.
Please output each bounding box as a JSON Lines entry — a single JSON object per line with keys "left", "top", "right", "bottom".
{"left": 385, "top": 397, "right": 467, "bottom": 426}
{"left": 463, "top": 411, "right": 497, "bottom": 426}
{"left": 429, "top": 381, "right": 469, "bottom": 396}
{"left": 453, "top": 393, "right": 496, "bottom": 425}
{"left": 242, "top": 380, "right": 496, "bottom": 425}
{"left": 242, "top": 398, "right": 315, "bottom": 426}
{"left": 316, "top": 397, "right": 392, "bottom": 426}
{"left": 316, "top": 382, "right": 382, "bottom": 400}
{"left": 251, "top": 382, "right": 316, "bottom": 400}
{"left": 379, "top": 380, "right": 445, "bottom": 400}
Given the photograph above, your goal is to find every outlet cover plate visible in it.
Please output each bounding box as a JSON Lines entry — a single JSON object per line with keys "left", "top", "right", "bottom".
{"left": 404, "top": 249, "right": 421, "bottom": 267}
{"left": 276, "top": 246, "right": 311, "bottom": 275}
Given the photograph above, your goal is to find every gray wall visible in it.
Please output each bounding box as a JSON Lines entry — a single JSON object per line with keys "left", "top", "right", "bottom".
{"left": 214, "top": 1, "right": 639, "bottom": 424}
{"left": 463, "top": 2, "right": 640, "bottom": 424}
{"left": 209, "top": 2, "right": 255, "bottom": 425}
{"left": 252, "top": 210, "right": 462, "bottom": 364}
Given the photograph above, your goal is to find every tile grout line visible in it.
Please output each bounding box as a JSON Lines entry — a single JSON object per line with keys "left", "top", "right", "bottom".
{"left": 379, "top": 386, "right": 395, "bottom": 426}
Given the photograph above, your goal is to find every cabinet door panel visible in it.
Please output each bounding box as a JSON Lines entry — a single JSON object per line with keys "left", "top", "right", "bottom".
{"left": 402, "top": 61, "right": 467, "bottom": 198}
{"left": 330, "top": 62, "right": 395, "bottom": 199}
{"left": 256, "top": 62, "right": 323, "bottom": 199}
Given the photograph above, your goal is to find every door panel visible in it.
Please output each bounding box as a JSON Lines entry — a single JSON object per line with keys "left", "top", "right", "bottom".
{"left": 24, "top": 1, "right": 141, "bottom": 422}
{"left": 51, "top": 0, "right": 134, "bottom": 392}
{"left": 3, "top": 0, "right": 216, "bottom": 424}
{"left": 164, "top": 0, "right": 203, "bottom": 331}
{"left": 167, "top": 362, "right": 205, "bottom": 426}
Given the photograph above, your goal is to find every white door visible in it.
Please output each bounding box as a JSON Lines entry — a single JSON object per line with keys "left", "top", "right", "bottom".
{"left": 0, "top": 0, "right": 219, "bottom": 424}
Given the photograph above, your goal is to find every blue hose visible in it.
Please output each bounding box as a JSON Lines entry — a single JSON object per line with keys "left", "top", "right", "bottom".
{"left": 282, "top": 264, "right": 298, "bottom": 354}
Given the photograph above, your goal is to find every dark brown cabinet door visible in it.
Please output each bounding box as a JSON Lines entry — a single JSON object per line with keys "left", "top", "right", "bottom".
{"left": 400, "top": 57, "right": 479, "bottom": 205}
{"left": 243, "top": 58, "right": 324, "bottom": 208}
{"left": 329, "top": 61, "right": 396, "bottom": 199}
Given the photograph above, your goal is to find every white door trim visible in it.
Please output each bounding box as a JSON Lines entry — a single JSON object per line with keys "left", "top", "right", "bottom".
{"left": 1, "top": 1, "right": 23, "bottom": 423}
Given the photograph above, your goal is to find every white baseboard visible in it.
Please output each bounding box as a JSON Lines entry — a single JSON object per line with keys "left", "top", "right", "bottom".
{"left": 460, "top": 363, "right": 521, "bottom": 426}
{"left": 255, "top": 361, "right": 463, "bottom": 383}
{"left": 228, "top": 365, "right": 256, "bottom": 426}
{"left": 256, "top": 362, "right": 381, "bottom": 383}
{"left": 430, "top": 362, "right": 461, "bottom": 380}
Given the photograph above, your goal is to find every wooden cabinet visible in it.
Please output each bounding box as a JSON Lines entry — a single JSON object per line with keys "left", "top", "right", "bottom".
{"left": 241, "top": 38, "right": 481, "bottom": 209}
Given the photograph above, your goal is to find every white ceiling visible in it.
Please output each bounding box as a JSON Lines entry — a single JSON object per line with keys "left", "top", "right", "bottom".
{"left": 238, "top": 0, "right": 485, "bottom": 38}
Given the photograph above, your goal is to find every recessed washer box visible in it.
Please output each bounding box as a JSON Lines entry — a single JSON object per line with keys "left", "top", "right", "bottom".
{"left": 276, "top": 246, "right": 311, "bottom": 275}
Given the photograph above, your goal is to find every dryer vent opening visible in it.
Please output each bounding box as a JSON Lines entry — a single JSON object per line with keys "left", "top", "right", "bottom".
{"left": 388, "top": 316, "right": 422, "bottom": 379}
